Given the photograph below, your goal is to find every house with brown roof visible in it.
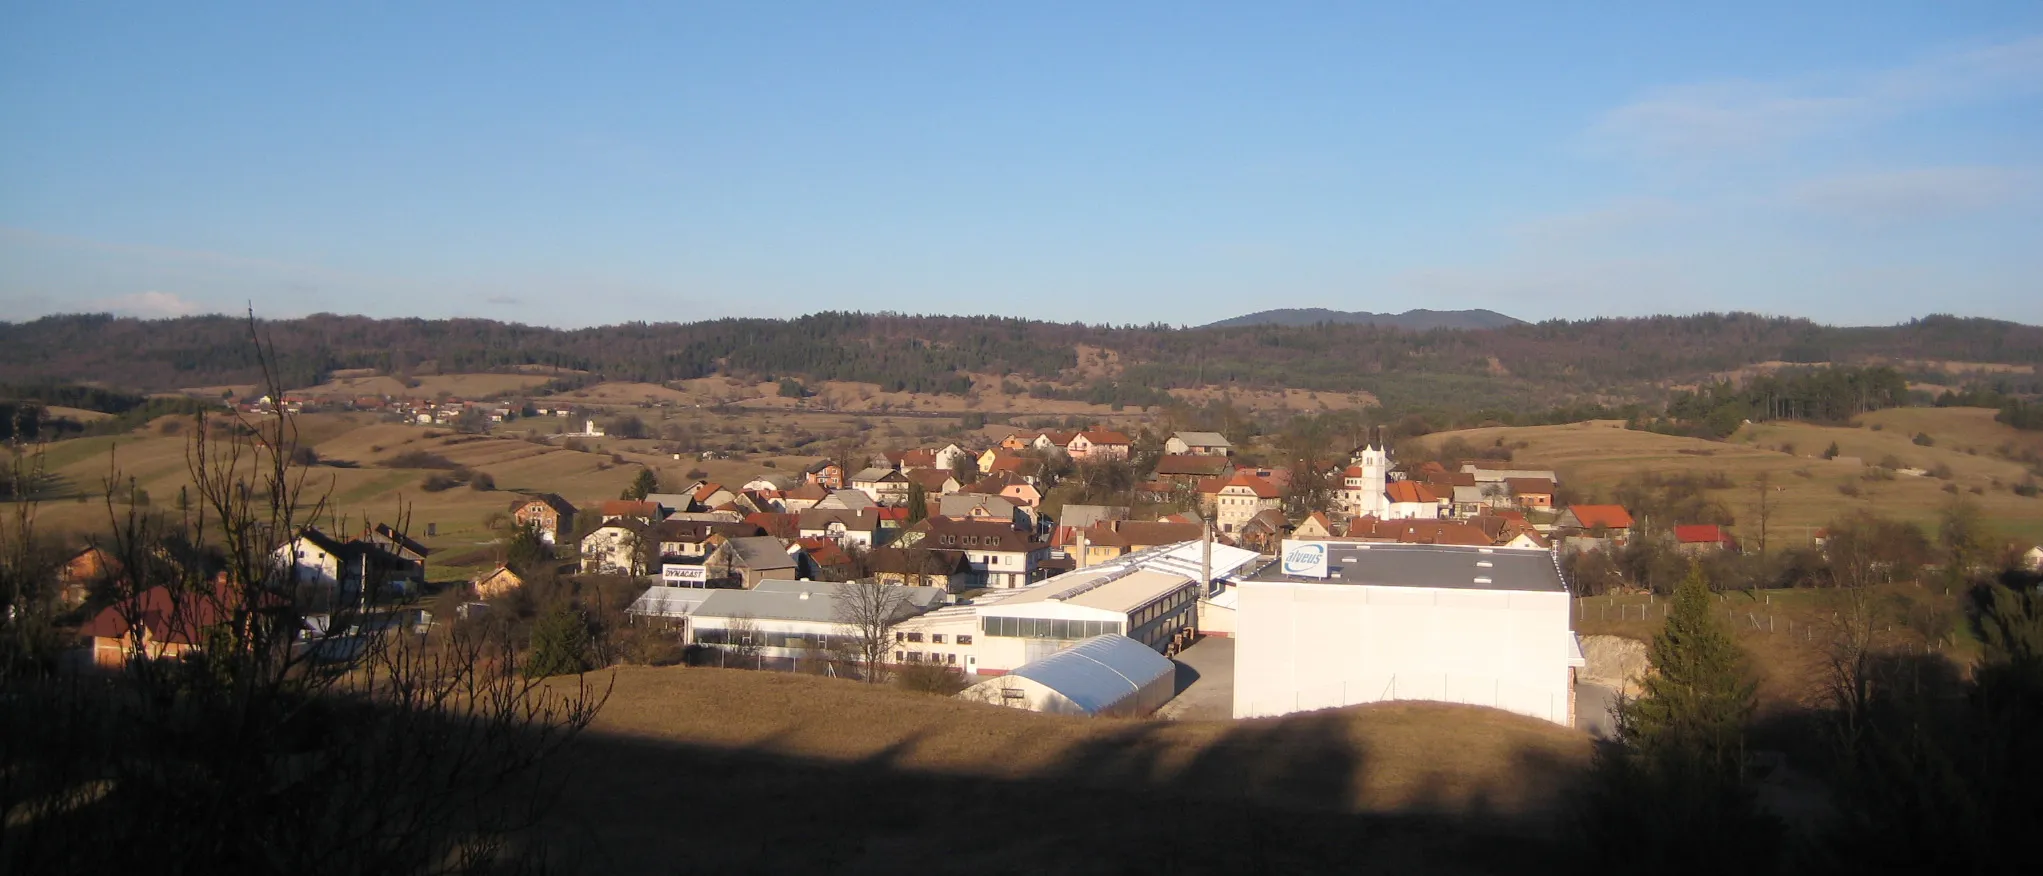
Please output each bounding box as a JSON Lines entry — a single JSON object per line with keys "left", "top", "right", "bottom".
{"left": 1505, "top": 477, "right": 1555, "bottom": 510}
{"left": 472, "top": 565, "right": 525, "bottom": 600}
{"left": 1293, "top": 511, "right": 1338, "bottom": 539}
{"left": 1556, "top": 505, "right": 1635, "bottom": 544}
{"left": 867, "top": 546, "right": 974, "bottom": 591}
{"left": 803, "top": 460, "right": 846, "bottom": 490}
{"left": 1199, "top": 470, "right": 1282, "bottom": 535}
{"left": 850, "top": 468, "right": 910, "bottom": 506}
{"left": 902, "top": 469, "right": 961, "bottom": 497}
{"left": 600, "top": 500, "right": 661, "bottom": 524}
{"left": 1067, "top": 430, "right": 1132, "bottom": 462}
{"left": 1345, "top": 518, "right": 1497, "bottom": 547}
{"left": 703, "top": 536, "right": 808, "bottom": 589}
{"left": 1072, "top": 519, "right": 1206, "bottom": 567}
{"left": 902, "top": 517, "right": 1051, "bottom": 589}
{"left": 1153, "top": 454, "right": 1233, "bottom": 484}
{"left": 510, "top": 493, "right": 577, "bottom": 545}
{"left": 962, "top": 471, "right": 1043, "bottom": 508}
{"left": 80, "top": 581, "right": 283, "bottom": 669}
{"left": 780, "top": 482, "right": 830, "bottom": 513}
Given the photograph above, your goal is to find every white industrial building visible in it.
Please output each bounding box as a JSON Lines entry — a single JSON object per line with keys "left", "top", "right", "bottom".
{"left": 1233, "top": 540, "right": 1585, "bottom": 726}
{"left": 958, "top": 634, "right": 1177, "bottom": 717}
{"left": 896, "top": 538, "right": 1262, "bottom": 675}
{"left": 688, "top": 579, "right": 947, "bottom": 662}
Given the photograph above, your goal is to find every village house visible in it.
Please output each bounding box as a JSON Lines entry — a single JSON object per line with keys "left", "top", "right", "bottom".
{"left": 600, "top": 500, "right": 661, "bottom": 524}
{"left": 816, "top": 488, "right": 879, "bottom": 512}
{"left": 1066, "top": 430, "right": 1132, "bottom": 462}
{"left": 1555, "top": 505, "right": 1636, "bottom": 545}
{"left": 1199, "top": 470, "right": 1283, "bottom": 535}
{"left": 850, "top": 467, "right": 910, "bottom": 506}
{"left": 58, "top": 546, "right": 120, "bottom": 608}
{"left": 867, "top": 546, "right": 974, "bottom": 591}
{"left": 1674, "top": 524, "right": 1737, "bottom": 555}
{"left": 1506, "top": 477, "right": 1556, "bottom": 510}
{"left": 1071, "top": 519, "right": 1206, "bottom": 567}
{"left": 1385, "top": 481, "right": 1443, "bottom": 520}
{"left": 1236, "top": 508, "right": 1291, "bottom": 552}
{"left": 1342, "top": 518, "right": 1497, "bottom": 547}
{"left": 780, "top": 482, "right": 830, "bottom": 513}
{"left": 580, "top": 521, "right": 650, "bottom": 576}
{"left": 1293, "top": 512, "right": 1338, "bottom": 539}
{"left": 1154, "top": 454, "right": 1233, "bottom": 485}
{"left": 1164, "top": 431, "right": 1234, "bottom": 456}
{"left": 81, "top": 580, "right": 283, "bottom": 669}
{"left": 802, "top": 460, "right": 846, "bottom": 490}
{"left": 962, "top": 472, "right": 1044, "bottom": 509}
{"left": 903, "top": 468, "right": 962, "bottom": 497}
{"left": 797, "top": 507, "right": 884, "bottom": 550}
{"left": 703, "top": 536, "right": 809, "bottom": 588}
{"left": 471, "top": 565, "right": 524, "bottom": 600}
{"left": 357, "top": 523, "right": 431, "bottom": 587}
{"left": 510, "top": 493, "right": 577, "bottom": 545}
{"left": 938, "top": 493, "right": 1033, "bottom": 530}
{"left": 902, "top": 517, "right": 1052, "bottom": 589}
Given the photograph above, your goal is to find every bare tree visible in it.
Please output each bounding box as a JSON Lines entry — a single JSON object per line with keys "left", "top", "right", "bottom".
{"left": 833, "top": 578, "right": 908, "bottom": 683}
{"left": 1, "top": 312, "right": 609, "bottom": 875}
{"left": 1751, "top": 471, "right": 1775, "bottom": 554}
{"left": 728, "top": 613, "right": 764, "bottom": 667}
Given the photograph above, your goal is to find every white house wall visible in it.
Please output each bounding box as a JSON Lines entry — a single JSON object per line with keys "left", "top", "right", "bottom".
{"left": 1234, "top": 582, "right": 1575, "bottom": 725}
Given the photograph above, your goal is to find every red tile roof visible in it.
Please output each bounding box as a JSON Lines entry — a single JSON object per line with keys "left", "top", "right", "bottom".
{"left": 1199, "top": 469, "right": 1280, "bottom": 498}
{"left": 1674, "top": 524, "right": 1732, "bottom": 544}
{"left": 1076, "top": 430, "right": 1131, "bottom": 445}
{"left": 1505, "top": 477, "right": 1555, "bottom": 496}
{"left": 1566, "top": 505, "right": 1635, "bottom": 530}
{"left": 601, "top": 500, "right": 661, "bottom": 519}
{"left": 1385, "top": 481, "right": 1440, "bottom": 504}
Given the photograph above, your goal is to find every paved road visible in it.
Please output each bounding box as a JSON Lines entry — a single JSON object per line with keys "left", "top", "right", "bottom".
{"left": 1154, "top": 636, "right": 1235, "bottom": 721}
{"left": 1578, "top": 682, "right": 1619, "bottom": 739}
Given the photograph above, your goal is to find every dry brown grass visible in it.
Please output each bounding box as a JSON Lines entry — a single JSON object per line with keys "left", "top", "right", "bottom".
{"left": 1573, "top": 581, "right": 1972, "bottom": 711}
{"left": 542, "top": 665, "right": 1593, "bottom": 873}
{"left": 1421, "top": 410, "right": 2043, "bottom": 545}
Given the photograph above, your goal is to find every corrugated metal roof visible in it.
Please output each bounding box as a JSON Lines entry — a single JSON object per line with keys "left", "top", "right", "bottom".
{"left": 626, "top": 586, "right": 716, "bottom": 618}
{"left": 1007, "top": 635, "right": 1176, "bottom": 716}
{"left": 695, "top": 579, "right": 945, "bottom": 624}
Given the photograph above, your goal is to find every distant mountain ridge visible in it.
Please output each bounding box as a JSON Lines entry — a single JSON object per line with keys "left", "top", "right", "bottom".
{"left": 1205, "top": 308, "right": 1524, "bottom": 330}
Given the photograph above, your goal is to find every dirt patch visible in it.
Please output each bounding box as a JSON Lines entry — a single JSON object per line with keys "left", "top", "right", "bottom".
{"left": 1580, "top": 635, "right": 1649, "bottom": 698}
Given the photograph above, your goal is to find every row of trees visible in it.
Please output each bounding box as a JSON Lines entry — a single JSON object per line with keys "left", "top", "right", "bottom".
{"left": 8, "top": 311, "right": 2038, "bottom": 415}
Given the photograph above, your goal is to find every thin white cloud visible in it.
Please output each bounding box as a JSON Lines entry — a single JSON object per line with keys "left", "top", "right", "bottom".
{"left": 1788, "top": 166, "right": 2039, "bottom": 220}
{"left": 89, "top": 290, "right": 205, "bottom": 318}
{"left": 1590, "top": 34, "right": 2043, "bottom": 159}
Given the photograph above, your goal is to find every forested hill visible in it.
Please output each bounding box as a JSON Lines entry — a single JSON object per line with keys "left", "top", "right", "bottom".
{"left": 1204, "top": 308, "right": 1523, "bottom": 330}
{"left": 3, "top": 311, "right": 2039, "bottom": 412}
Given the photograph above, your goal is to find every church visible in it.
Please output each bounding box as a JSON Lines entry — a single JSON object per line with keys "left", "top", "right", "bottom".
{"left": 1335, "top": 437, "right": 1440, "bottom": 521}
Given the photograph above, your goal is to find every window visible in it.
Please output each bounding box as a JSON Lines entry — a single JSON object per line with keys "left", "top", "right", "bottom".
{"left": 894, "top": 632, "right": 906, "bottom": 643}
{"left": 946, "top": 653, "right": 957, "bottom": 665}
{"left": 906, "top": 632, "right": 923, "bottom": 643}
{"left": 906, "top": 652, "right": 923, "bottom": 663}
{"left": 895, "top": 650, "right": 904, "bottom": 661}
{"left": 931, "top": 634, "right": 946, "bottom": 644}
{"left": 957, "top": 635, "right": 973, "bottom": 646}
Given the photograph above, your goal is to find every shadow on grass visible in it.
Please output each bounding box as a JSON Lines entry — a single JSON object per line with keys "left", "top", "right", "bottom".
{"left": 545, "top": 709, "right": 1585, "bottom": 875}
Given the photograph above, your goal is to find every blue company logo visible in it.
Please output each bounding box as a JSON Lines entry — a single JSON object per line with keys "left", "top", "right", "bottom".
{"left": 1282, "top": 543, "right": 1327, "bottom": 576}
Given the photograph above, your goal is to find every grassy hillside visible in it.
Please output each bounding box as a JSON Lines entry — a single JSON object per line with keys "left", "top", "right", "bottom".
{"left": 1422, "top": 408, "right": 2043, "bottom": 545}
{"left": 544, "top": 665, "right": 1593, "bottom": 873}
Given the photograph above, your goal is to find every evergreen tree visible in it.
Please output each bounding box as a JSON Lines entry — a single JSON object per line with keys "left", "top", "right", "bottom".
{"left": 1582, "top": 563, "right": 1778, "bottom": 871}
{"left": 525, "top": 604, "right": 592, "bottom": 678}
{"left": 621, "top": 468, "right": 657, "bottom": 501}
{"left": 905, "top": 482, "right": 928, "bottom": 525}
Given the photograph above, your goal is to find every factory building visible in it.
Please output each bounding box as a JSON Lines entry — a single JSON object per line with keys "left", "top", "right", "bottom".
{"left": 1233, "top": 540, "right": 1585, "bottom": 726}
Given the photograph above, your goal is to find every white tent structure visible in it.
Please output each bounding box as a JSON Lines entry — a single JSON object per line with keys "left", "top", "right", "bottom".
{"left": 958, "top": 634, "right": 1176, "bottom": 718}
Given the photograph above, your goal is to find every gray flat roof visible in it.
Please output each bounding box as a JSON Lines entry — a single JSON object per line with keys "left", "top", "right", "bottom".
{"left": 1247, "top": 543, "right": 1565, "bottom": 593}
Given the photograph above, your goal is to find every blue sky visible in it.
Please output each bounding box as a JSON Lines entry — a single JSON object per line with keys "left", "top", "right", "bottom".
{"left": 3, "top": 2, "right": 2040, "bottom": 328}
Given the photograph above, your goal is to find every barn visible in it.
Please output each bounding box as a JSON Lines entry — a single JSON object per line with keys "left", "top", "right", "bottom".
{"left": 958, "top": 634, "right": 1176, "bottom": 717}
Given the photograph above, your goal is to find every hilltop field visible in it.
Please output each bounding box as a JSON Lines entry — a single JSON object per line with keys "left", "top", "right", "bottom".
{"left": 1421, "top": 406, "right": 2043, "bottom": 545}
{"left": 543, "top": 665, "right": 1592, "bottom": 873}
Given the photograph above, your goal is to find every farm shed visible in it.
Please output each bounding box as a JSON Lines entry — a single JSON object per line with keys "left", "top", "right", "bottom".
{"left": 958, "top": 634, "right": 1176, "bottom": 718}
